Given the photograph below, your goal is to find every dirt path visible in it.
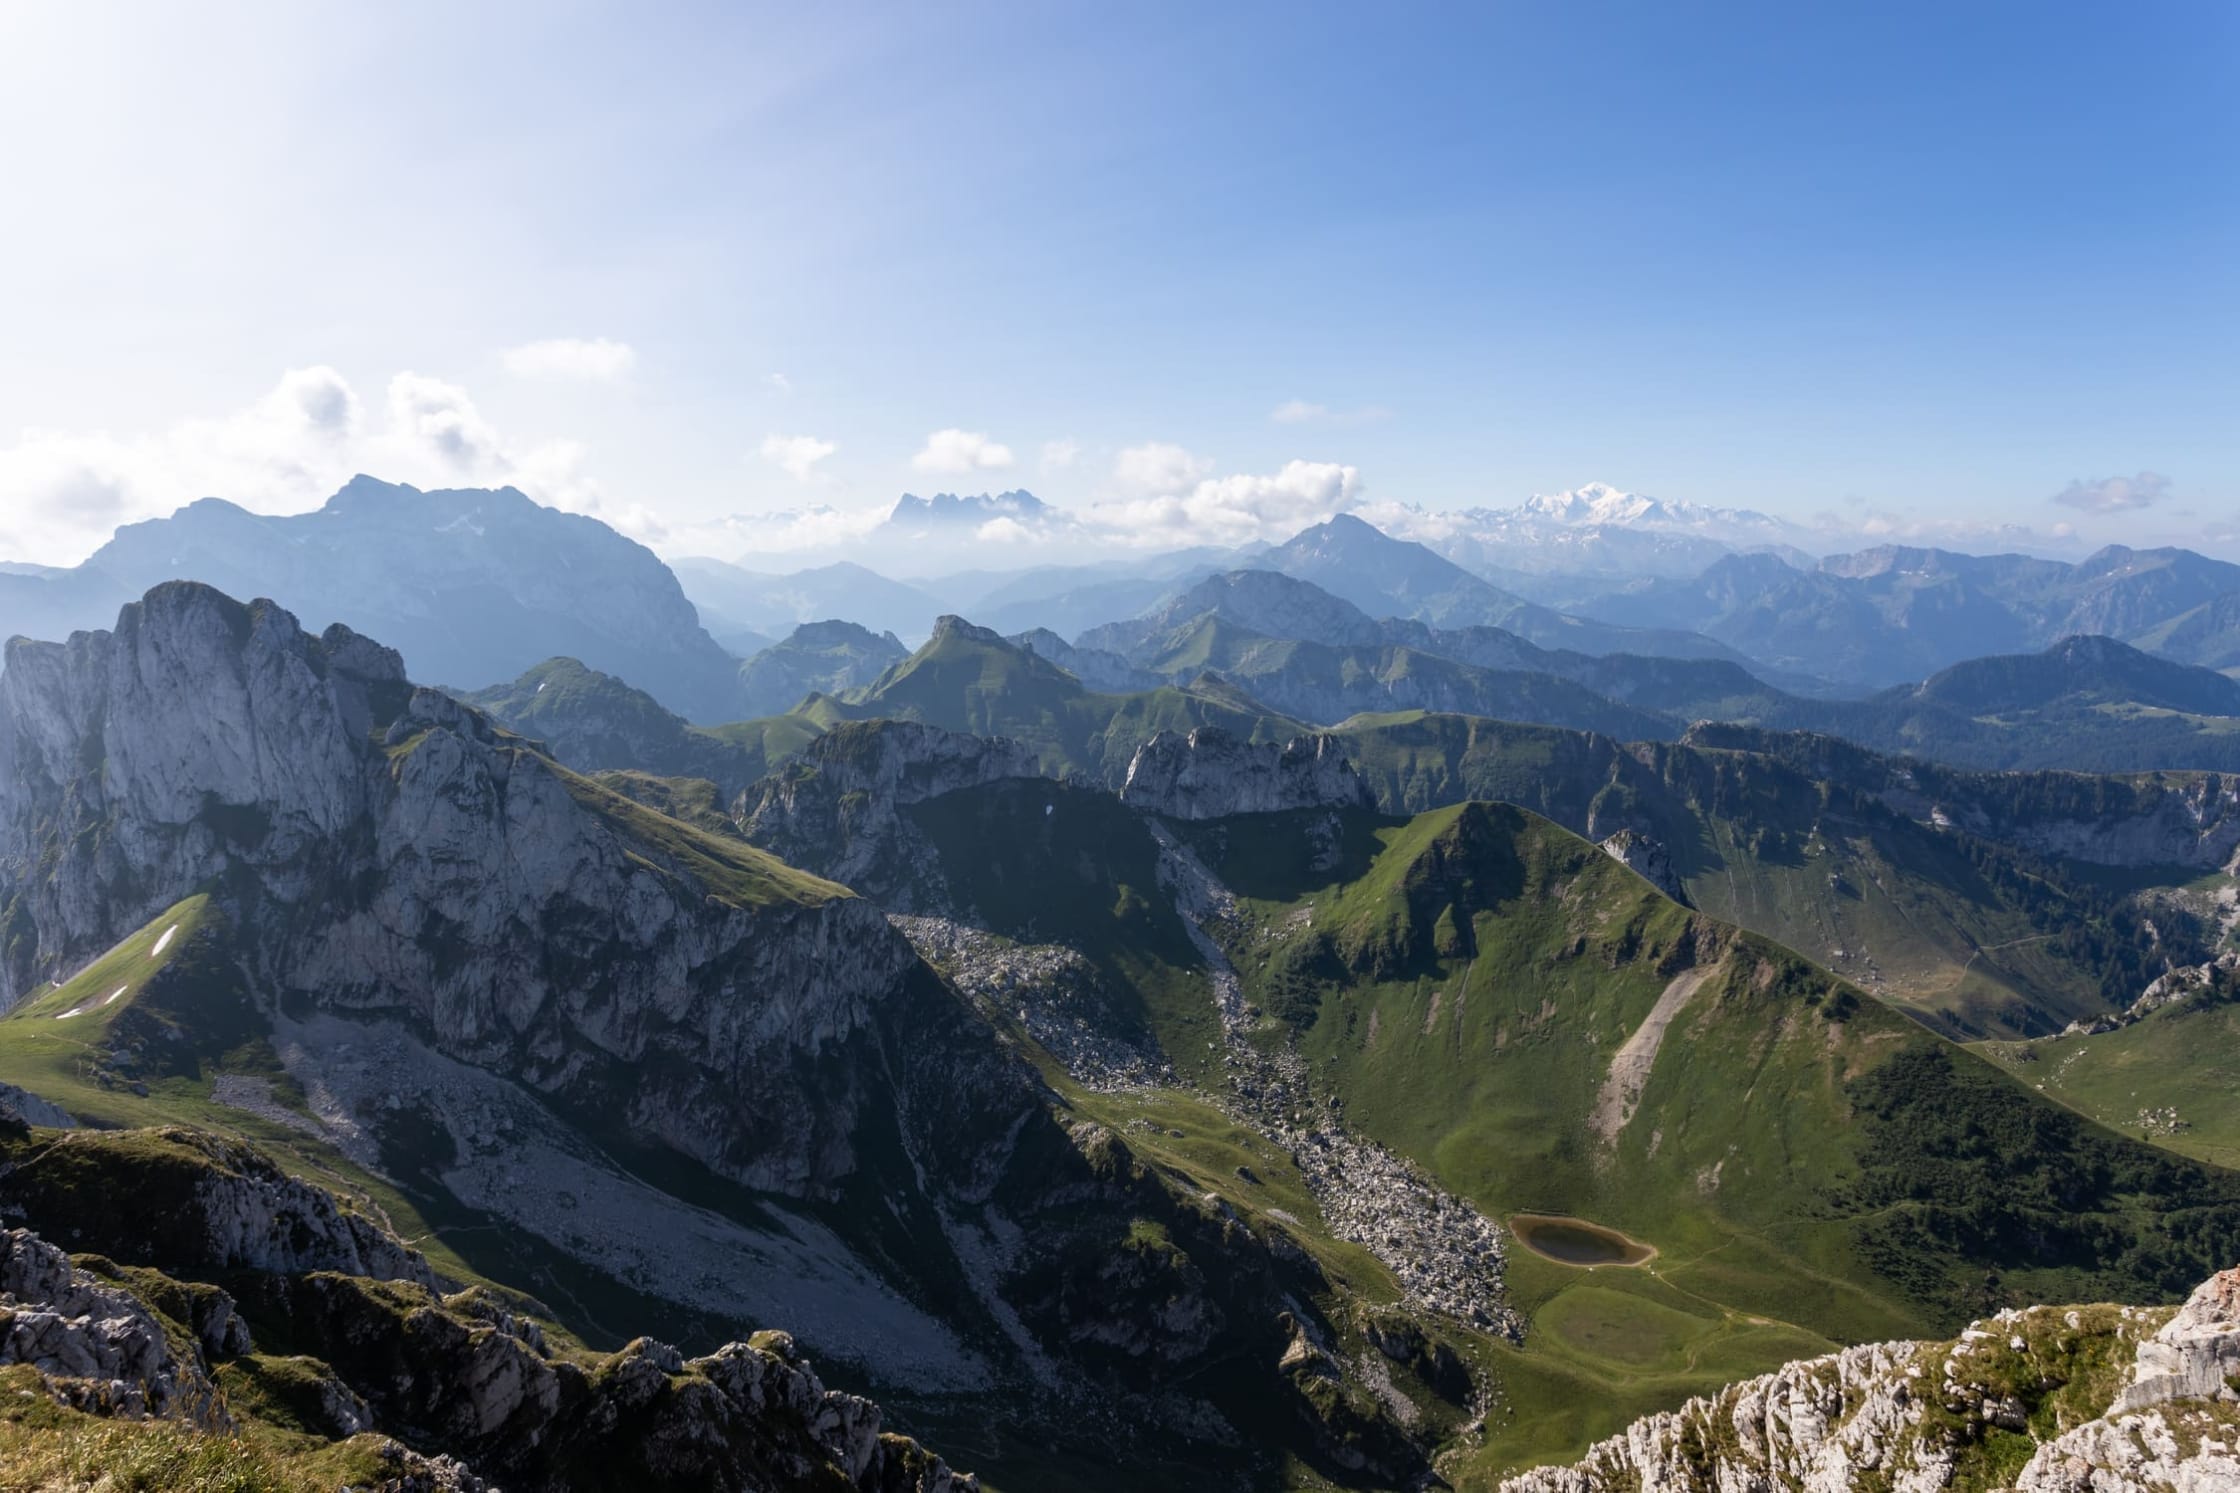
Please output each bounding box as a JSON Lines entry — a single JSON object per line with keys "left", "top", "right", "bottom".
{"left": 1591, "top": 964, "right": 1718, "bottom": 1142}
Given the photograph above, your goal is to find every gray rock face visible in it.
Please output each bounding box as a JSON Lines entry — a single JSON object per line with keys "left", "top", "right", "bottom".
{"left": 184, "top": 1130, "right": 437, "bottom": 1286}
{"left": 689, "top": 1334, "right": 979, "bottom": 1491}
{"left": 0, "top": 1227, "right": 223, "bottom": 1424}
{"left": 1504, "top": 1269, "right": 2240, "bottom": 1493}
{"left": 0, "top": 1081, "right": 72, "bottom": 1129}
{"left": 2113, "top": 1265, "right": 2240, "bottom": 1414}
{"left": 1120, "top": 727, "right": 1374, "bottom": 820}
{"left": 1598, "top": 828, "right": 1689, "bottom": 905}
{"left": 0, "top": 1201, "right": 974, "bottom": 1493}
{"left": 738, "top": 719, "right": 1051, "bottom": 899}
{"left": 0, "top": 583, "right": 958, "bottom": 1200}
{"left": 1893, "top": 771, "right": 2240, "bottom": 870}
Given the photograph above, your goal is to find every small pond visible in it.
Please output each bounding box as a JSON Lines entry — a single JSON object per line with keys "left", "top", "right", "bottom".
{"left": 1509, "top": 1213, "right": 1656, "bottom": 1267}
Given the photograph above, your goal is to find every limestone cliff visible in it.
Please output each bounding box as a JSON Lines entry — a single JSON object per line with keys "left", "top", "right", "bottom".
{"left": 0, "top": 582, "right": 1015, "bottom": 1203}
{"left": 1120, "top": 726, "right": 1374, "bottom": 820}
{"left": 736, "top": 718, "right": 1050, "bottom": 901}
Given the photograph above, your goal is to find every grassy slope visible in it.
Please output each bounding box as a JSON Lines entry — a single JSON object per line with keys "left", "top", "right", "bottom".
{"left": 0, "top": 899, "right": 509, "bottom": 1299}
{"left": 553, "top": 762, "right": 850, "bottom": 908}
{"left": 0, "top": 1361, "right": 403, "bottom": 1493}
{"left": 1331, "top": 711, "right": 2181, "bottom": 1039}
{"left": 1166, "top": 801, "right": 2240, "bottom": 1481}
{"left": 1977, "top": 994, "right": 2240, "bottom": 1170}
{"left": 887, "top": 790, "right": 1883, "bottom": 1476}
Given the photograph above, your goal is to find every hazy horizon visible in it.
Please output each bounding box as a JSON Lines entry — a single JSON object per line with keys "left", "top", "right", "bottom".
{"left": 3, "top": 2, "right": 2234, "bottom": 568}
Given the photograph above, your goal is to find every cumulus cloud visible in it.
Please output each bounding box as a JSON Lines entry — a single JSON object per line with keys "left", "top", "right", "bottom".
{"left": 765, "top": 372, "right": 794, "bottom": 395}
{"left": 387, "top": 373, "right": 506, "bottom": 474}
{"left": 1039, "top": 437, "right": 1081, "bottom": 472}
{"left": 0, "top": 365, "right": 648, "bottom": 564}
{"left": 758, "top": 432, "right": 838, "bottom": 483}
{"left": 976, "top": 516, "right": 1036, "bottom": 544}
{"left": 1092, "top": 458, "right": 1361, "bottom": 548}
{"left": 1111, "top": 440, "right": 1214, "bottom": 495}
{"left": 501, "top": 337, "right": 637, "bottom": 381}
{"left": 2051, "top": 471, "right": 2172, "bottom": 514}
{"left": 912, "top": 428, "right": 1015, "bottom": 474}
{"left": 0, "top": 366, "right": 364, "bottom": 562}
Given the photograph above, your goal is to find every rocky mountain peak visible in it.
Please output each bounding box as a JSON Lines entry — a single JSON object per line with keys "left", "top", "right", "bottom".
{"left": 1120, "top": 727, "right": 1373, "bottom": 820}
{"left": 0, "top": 582, "right": 953, "bottom": 1200}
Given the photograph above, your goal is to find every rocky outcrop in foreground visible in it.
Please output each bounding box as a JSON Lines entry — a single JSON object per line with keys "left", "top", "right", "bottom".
{"left": 1122, "top": 727, "right": 1374, "bottom": 820}
{"left": 0, "top": 1226, "right": 226, "bottom": 1425}
{"left": 0, "top": 1123, "right": 977, "bottom": 1492}
{"left": 1502, "top": 1265, "right": 2240, "bottom": 1492}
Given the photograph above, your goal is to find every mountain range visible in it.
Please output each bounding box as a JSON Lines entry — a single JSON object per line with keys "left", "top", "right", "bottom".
{"left": 1583, "top": 541, "right": 2240, "bottom": 687}
{"left": 8, "top": 483, "right": 2240, "bottom": 1490}
{"left": 0, "top": 476, "right": 747, "bottom": 722}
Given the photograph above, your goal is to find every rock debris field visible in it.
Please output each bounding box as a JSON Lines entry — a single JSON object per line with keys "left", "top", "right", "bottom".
{"left": 1147, "top": 823, "right": 1522, "bottom": 1339}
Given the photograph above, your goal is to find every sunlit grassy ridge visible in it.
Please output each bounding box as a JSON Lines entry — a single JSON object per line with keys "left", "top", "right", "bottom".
{"left": 554, "top": 760, "right": 850, "bottom": 908}
{"left": 889, "top": 780, "right": 2240, "bottom": 1481}
{"left": 1326, "top": 711, "right": 2191, "bottom": 1038}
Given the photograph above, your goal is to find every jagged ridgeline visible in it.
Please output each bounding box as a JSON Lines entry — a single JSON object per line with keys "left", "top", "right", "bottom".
{"left": 738, "top": 717, "right": 2240, "bottom": 1483}
{"left": 467, "top": 619, "right": 2239, "bottom": 1044}
{"left": 0, "top": 582, "right": 1504, "bottom": 1490}
{"left": 9, "top": 582, "right": 2240, "bottom": 1491}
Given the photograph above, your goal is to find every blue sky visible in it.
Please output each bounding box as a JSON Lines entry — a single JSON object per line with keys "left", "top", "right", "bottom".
{"left": 0, "top": 1, "right": 2234, "bottom": 563}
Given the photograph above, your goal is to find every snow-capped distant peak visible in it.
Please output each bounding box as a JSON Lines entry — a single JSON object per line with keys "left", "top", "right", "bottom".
{"left": 887, "top": 489, "right": 1053, "bottom": 525}
{"left": 1521, "top": 483, "right": 1669, "bottom": 526}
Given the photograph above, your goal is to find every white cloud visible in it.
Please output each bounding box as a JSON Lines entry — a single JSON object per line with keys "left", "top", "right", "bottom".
{"left": 912, "top": 428, "right": 1015, "bottom": 474}
{"left": 2051, "top": 471, "right": 2171, "bottom": 514}
{"left": 976, "top": 516, "right": 1035, "bottom": 544}
{"left": 1271, "top": 399, "right": 1390, "bottom": 426}
{"left": 765, "top": 372, "right": 794, "bottom": 395}
{"left": 0, "top": 365, "right": 363, "bottom": 562}
{"left": 500, "top": 337, "right": 638, "bottom": 381}
{"left": 1092, "top": 458, "right": 1361, "bottom": 548}
{"left": 0, "top": 365, "right": 653, "bottom": 564}
{"left": 387, "top": 372, "right": 506, "bottom": 475}
{"left": 758, "top": 432, "right": 838, "bottom": 482}
{"left": 1039, "top": 437, "right": 1081, "bottom": 472}
{"left": 1111, "top": 440, "right": 1214, "bottom": 495}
